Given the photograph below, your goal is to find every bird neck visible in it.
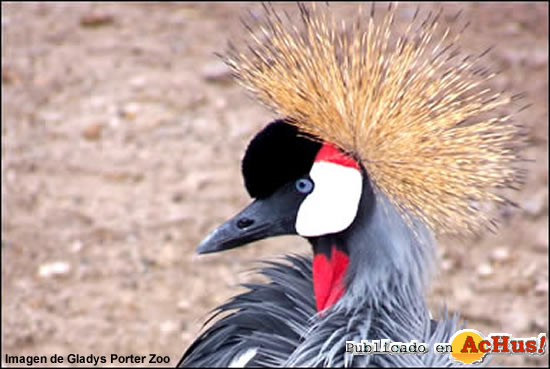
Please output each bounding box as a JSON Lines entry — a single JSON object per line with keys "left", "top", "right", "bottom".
{"left": 309, "top": 181, "right": 436, "bottom": 313}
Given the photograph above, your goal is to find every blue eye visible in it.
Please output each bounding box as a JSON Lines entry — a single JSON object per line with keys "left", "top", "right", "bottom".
{"left": 295, "top": 178, "right": 314, "bottom": 194}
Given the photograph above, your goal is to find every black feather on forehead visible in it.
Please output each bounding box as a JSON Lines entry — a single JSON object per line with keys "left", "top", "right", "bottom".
{"left": 242, "top": 119, "right": 321, "bottom": 199}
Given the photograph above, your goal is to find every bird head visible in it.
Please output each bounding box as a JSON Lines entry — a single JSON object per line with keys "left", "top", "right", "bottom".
{"left": 196, "top": 119, "right": 371, "bottom": 254}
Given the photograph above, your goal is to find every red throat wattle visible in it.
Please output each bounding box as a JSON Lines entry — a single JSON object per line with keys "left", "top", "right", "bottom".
{"left": 312, "top": 245, "right": 349, "bottom": 312}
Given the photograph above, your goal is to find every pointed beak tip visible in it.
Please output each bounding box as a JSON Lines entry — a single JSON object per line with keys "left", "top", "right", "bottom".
{"left": 194, "top": 229, "right": 222, "bottom": 255}
{"left": 195, "top": 239, "right": 216, "bottom": 256}
{"left": 191, "top": 250, "right": 203, "bottom": 263}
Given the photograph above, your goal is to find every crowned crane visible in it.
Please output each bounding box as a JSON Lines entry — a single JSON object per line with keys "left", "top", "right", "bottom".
{"left": 178, "top": 3, "right": 525, "bottom": 367}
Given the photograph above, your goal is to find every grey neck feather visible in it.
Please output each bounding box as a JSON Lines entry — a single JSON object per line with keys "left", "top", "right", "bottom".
{"left": 348, "top": 187, "right": 435, "bottom": 308}
{"left": 289, "top": 190, "right": 455, "bottom": 366}
{"left": 289, "top": 183, "right": 444, "bottom": 367}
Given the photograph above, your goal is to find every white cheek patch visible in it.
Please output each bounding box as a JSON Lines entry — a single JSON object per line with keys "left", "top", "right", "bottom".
{"left": 295, "top": 162, "right": 362, "bottom": 237}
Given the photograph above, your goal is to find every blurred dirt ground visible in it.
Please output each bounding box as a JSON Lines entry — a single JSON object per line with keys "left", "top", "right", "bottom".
{"left": 1, "top": 2, "right": 548, "bottom": 367}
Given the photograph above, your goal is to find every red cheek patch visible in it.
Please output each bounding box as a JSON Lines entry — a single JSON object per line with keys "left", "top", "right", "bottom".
{"left": 314, "top": 143, "right": 360, "bottom": 170}
{"left": 312, "top": 246, "right": 349, "bottom": 312}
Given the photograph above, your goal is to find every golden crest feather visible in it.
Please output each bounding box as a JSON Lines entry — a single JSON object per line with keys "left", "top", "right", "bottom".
{"left": 222, "top": 3, "right": 526, "bottom": 236}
